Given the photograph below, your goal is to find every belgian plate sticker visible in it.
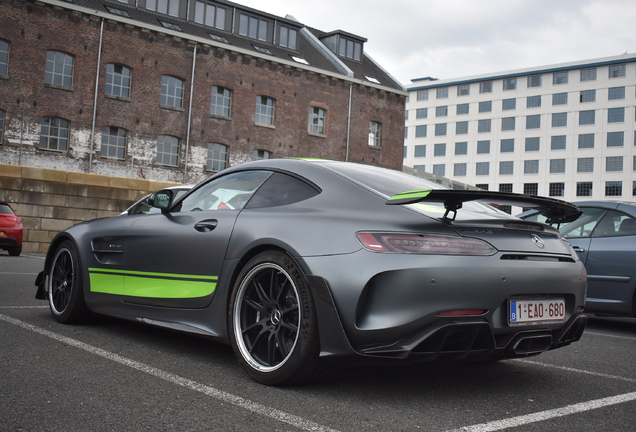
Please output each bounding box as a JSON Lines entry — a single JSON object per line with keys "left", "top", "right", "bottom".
{"left": 509, "top": 299, "right": 566, "bottom": 324}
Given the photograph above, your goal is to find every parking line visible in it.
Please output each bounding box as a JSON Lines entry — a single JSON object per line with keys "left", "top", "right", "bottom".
{"left": 0, "top": 313, "right": 342, "bottom": 432}
{"left": 517, "top": 359, "right": 636, "bottom": 383}
{"left": 585, "top": 331, "right": 636, "bottom": 341}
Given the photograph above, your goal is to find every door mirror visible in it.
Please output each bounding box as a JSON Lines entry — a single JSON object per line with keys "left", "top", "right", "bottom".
{"left": 149, "top": 189, "right": 174, "bottom": 213}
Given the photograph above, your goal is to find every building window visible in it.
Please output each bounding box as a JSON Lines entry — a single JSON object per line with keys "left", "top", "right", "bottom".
{"left": 308, "top": 107, "right": 326, "bottom": 135}
{"left": 278, "top": 26, "right": 297, "bottom": 49}
{"left": 479, "top": 81, "right": 493, "bottom": 93}
{"left": 105, "top": 64, "right": 131, "bottom": 98}
{"left": 146, "top": 0, "right": 180, "bottom": 16}
{"left": 403, "top": 145, "right": 407, "bottom": 158}
{"left": 415, "top": 125, "right": 427, "bottom": 138}
{"left": 161, "top": 76, "right": 184, "bottom": 108}
{"left": 454, "top": 163, "right": 467, "bottom": 176}
{"left": 436, "top": 87, "right": 448, "bottom": 98}
{"left": 156, "top": 135, "right": 179, "bottom": 166}
{"left": 457, "top": 84, "right": 470, "bottom": 96}
{"left": 609, "top": 64, "right": 626, "bottom": 78}
{"left": 477, "top": 140, "right": 490, "bottom": 154}
{"left": 100, "top": 127, "right": 126, "bottom": 160}
{"left": 577, "top": 157, "right": 594, "bottom": 173}
{"left": 456, "top": 121, "right": 468, "bottom": 134}
{"left": 255, "top": 96, "right": 275, "bottom": 125}
{"left": 550, "top": 159, "right": 566, "bottom": 174}
{"left": 524, "top": 160, "right": 539, "bottom": 174}
{"left": 328, "top": 35, "right": 363, "bottom": 61}
{"left": 500, "top": 138, "right": 514, "bottom": 153}
{"left": 475, "top": 184, "right": 489, "bottom": 190}
{"left": 194, "top": 1, "right": 225, "bottom": 28}
{"left": 503, "top": 78, "right": 517, "bottom": 91}
{"left": 416, "top": 108, "right": 428, "bottom": 119}
{"left": 478, "top": 119, "right": 491, "bottom": 133}
{"left": 433, "top": 164, "right": 445, "bottom": 176}
{"left": 578, "top": 134, "right": 594, "bottom": 148}
{"left": 404, "top": 128, "right": 408, "bottom": 140}
{"left": 527, "top": 75, "right": 542, "bottom": 87}
{"left": 552, "top": 93, "right": 568, "bottom": 105}
{"left": 553, "top": 72, "right": 568, "bottom": 85}
{"left": 239, "top": 13, "right": 268, "bottom": 41}
{"left": 501, "top": 98, "right": 516, "bottom": 111}
{"left": 608, "top": 107, "right": 625, "bottom": 123}
{"left": 158, "top": 20, "right": 182, "bottom": 31}
{"left": 526, "top": 115, "right": 540, "bottom": 129}
{"left": 580, "top": 90, "right": 596, "bottom": 103}
{"left": 252, "top": 149, "right": 271, "bottom": 160}
{"left": 434, "top": 143, "right": 446, "bottom": 156}
{"left": 527, "top": 96, "right": 541, "bottom": 108}
{"left": 368, "top": 121, "right": 381, "bottom": 147}
{"left": 414, "top": 145, "right": 426, "bottom": 157}
{"left": 416, "top": 90, "right": 428, "bottom": 101}
{"left": 606, "top": 156, "right": 623, "bottom": 172}
{"left": 210, "top": 86, "right": 232, "bottom": 117}
{"left": 40, "top": 117, "right": 69, "bottom": 152}
{"left": 478, "top": 101, "right": 492, "bottom": 113}
{"left": 0, "top": 39, "right": 9, "bottom": 76}
{"left": 476, "top": 162, "right": 489, "bottom": 176}
{"left": 524, "top": 183, "right": 538, "bottom": 195}
{"left": 413, "top": 165, "right": 426, "bottom": 172}
{"left": 501, "top": 117, "right": 515, "bottom": 131}
{"left": 634, "top": 181, "right": 636, "bottom": 196}
{"left": 434, "top": 123, "right": 447, "bottom": 136}
{"left": 525, "top": 137, "right": 540, "bottom": 152}
{"left": 456, "top": 103, "right": 469, "bottom": 115}
{"left": 579, "top": 110, "right": 595, "bottom": 125}
{"left": 499, "top": 161, "right": 514, "bottom": 175}
{"left": 580, "top": 68, "right": 597, "bottom": 81}
{"left": 45, "top": 51, "right": 74, "bottom": 88}
{"left": 606, "top": 181, "right": 622, "bottom": 196}
{"left": 577, "top": 182, "right": 593, "bottom": 196}
{"left": 549, "top": 183, "right": 564, "bottom": 197}
{"left": 608, "top": 86, "right": 625, "bottom": 100}
{"left": 499, "top": 183, "right": 513, "bottom": 193}
{"left": 206, "top": 143, "right": 227, "bottom": 172}
{"left": 436, "top": 106, "right": 448, "bottom": 117}
{"left": 552, "top": 112, "right": 567, "bottom": 127}
{"left": 455, "top": 142, "right": 468, "bottom": 155}
{"left": 607, "top": 131, "right": 624, "bottom": 147}
{"left": 551, "top": 135, "right": 566, "bottom": 150}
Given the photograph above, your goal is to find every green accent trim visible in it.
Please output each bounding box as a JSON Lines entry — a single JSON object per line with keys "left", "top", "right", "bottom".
{"left": 88, "top": 268, "right": 217, "bottom": 298}
{"left": 387, "top": 189, "right": 432, "bottom": 201}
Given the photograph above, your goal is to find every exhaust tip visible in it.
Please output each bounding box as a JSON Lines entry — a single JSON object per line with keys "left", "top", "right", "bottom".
{"left": 509, "top": 333, "right": 553, "bottom": 356}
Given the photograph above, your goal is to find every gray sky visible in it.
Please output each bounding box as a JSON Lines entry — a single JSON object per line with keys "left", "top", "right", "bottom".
{"left": 235, "top": 0, "right": 636, "bottom": 86}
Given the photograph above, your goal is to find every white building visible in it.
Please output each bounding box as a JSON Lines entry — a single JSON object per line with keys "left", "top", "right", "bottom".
{"left": 404, "top": 53, "right": 636, "bottom": 210}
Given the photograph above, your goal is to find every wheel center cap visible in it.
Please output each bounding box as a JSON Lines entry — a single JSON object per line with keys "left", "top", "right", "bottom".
{"left": 271, "top": 309, "right": 282, "bottom": 325}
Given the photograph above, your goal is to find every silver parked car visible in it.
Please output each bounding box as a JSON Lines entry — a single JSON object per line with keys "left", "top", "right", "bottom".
{"left": 519, "top": 201, "right": 636, "bottom": 317}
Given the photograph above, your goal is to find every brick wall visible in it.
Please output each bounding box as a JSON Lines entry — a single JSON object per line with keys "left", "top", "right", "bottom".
{"left": 0, "top": 163, "right": 179, "bottom": 253}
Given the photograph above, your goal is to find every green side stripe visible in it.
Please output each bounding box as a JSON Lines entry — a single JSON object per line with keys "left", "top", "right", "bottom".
{"left": 387, "top": 189, "right": 432, "bottom": 201}
{"left": 88, "top": 268, "right": 217, "bottom": 298}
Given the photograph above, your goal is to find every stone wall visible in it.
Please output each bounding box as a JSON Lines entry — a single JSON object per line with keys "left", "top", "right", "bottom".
{"left": 0, "top": 163, "right": 180, "bottom": 253}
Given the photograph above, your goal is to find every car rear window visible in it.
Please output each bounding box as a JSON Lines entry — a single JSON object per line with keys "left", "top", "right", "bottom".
{"left": 246, "top": 172, "right": 320, "bottom": 208}
{"left": 0, "top": 204, "right": 15, "bottom": 215}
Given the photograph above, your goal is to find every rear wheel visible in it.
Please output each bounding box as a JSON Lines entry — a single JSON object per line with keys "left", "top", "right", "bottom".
{"left": 47, "top": 240, "right": 90, "bottom": 323}
{"left": 229, "top": 251, "right": 323, "bottom": 385}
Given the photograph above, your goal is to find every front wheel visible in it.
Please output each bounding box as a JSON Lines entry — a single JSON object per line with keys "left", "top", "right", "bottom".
{"left": 47, "top": 240, "right": 90, "bottom": 323}
{"left": 228, "top": 251, "right": 324, "bottom": 385}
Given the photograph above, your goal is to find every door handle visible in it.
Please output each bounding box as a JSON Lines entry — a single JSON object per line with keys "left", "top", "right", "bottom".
{"left": 194, "top": 219, "right": 218, "bottom": 232}
{"left": 572, "top": 246, "right": 585, "bottom": 253}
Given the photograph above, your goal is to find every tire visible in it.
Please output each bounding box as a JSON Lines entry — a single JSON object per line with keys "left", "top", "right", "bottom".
{"left": 8, "top": 245, "right": 21, "bottom": 256}
{"left": 228, "top": 251, "right": 323, "bottom": 386}
{"left": 47, "top": 240, "right": 90, "bottom": 323}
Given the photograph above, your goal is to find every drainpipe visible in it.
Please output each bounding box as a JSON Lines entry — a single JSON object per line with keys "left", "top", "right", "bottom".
{"left": 88, "top": 18, "right": 104, "bottom": 173}
{"left": 183, "top": 43, "right": 197, "bottom": 183}
{"left": 345, "top": 83, "right": 353, "bottom": 161}
{"left": 18, "top": 102, "right": 24, "bottom": 166}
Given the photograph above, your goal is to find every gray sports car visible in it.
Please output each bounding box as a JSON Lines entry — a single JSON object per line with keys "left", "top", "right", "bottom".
{"left": 35, "top": 159, "right": 587, "bottom": 385}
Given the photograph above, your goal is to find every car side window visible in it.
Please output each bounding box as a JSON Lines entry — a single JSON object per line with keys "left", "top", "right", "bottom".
{"left": 177, "top": 171, "right": 272, "bottom": 212}
{"left": 245, "top": 172, "right": 320, "bottom": 209}
{"left": 558, "top": 207, "right": 606, "bottom": 239}
{"left": 591, "top": 211, "right": 636, "bottom": 238}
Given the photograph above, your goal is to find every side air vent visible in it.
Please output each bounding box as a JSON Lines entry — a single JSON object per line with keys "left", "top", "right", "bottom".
{"left": 501, "top": 254, "right": 575, "bottom": 263}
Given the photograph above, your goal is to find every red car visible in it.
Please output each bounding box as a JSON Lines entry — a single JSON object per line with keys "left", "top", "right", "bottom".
{"left": 0, "top": 202, "right": 23, "bottom": 256}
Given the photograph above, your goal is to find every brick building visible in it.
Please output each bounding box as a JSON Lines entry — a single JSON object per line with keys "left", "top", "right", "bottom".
{"left": 0, "top": 0, "right": 406, "bottom": 184}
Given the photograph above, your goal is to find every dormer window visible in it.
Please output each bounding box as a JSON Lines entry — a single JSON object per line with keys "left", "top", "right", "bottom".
{"left": 194, "top": 1, "right": 226, "bottom": 29}
{"left": 239, "top": 13, "right": 268, "bottom": 42}
{"left": 320, "top": 32, "right": 365, "bottom": 62}
{"left": 279, "top": 25, "right": 298, "bottom": 50}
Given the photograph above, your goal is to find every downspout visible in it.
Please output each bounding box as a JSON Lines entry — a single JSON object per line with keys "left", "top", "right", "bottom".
{"left": 183, "top": 43, "right": 197, "bottom": 183}
{"left": 345, "top": 82, "right": 353, "bottom": 161}
{"left": 18, "top": 102, "right": 24, "bottom": 166}
{"left": 88, "top": 18, "right": 104, "bottom": 173}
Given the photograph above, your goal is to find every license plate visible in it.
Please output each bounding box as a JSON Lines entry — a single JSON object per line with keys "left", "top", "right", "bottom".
{"left": 509, "top": 298, "right": 566, "bottom": 324}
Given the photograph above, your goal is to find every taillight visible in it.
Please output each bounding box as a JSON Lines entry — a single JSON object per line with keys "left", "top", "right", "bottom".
{"left": 356, "top": 232, "right": 496, "bottom": 255}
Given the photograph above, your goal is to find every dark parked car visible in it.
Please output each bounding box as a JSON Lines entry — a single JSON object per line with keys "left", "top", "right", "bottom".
{"left": 36, "top": 159, "right": 587, "bottom": 385}
{"left": 0, "top": 201, "right": 23, "bottom": 256}
{"left": 518, "top": 201, "right": 636, "bottom": 317}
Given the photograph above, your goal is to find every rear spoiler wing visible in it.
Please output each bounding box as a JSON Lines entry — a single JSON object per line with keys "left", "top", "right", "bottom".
{"left": 386, "top": 189, "right": 582, "bottom": 224}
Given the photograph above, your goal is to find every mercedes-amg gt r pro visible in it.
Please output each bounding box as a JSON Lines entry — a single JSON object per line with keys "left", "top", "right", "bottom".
{"left": 35, "top": 159, "right": 587, "bottom": 385}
